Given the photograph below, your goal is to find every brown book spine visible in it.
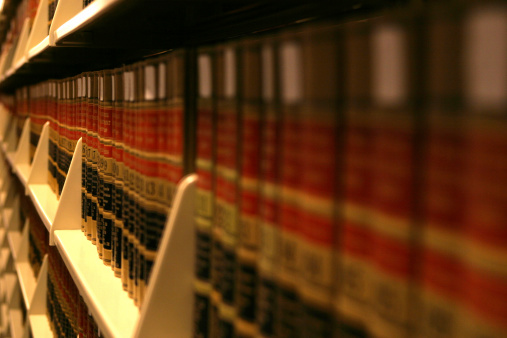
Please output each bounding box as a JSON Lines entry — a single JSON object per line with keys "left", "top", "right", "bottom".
{"left": 193, "top": 48, "right": 216, "bottom": 338}
{"left": 235, "top": 38, "right": 262, "bottom": 337}
{"left": 256, "top": 40, "right": 281, "bottom": 337}
{"left": 112, "top": 67, "right": 125, "bottom": 278}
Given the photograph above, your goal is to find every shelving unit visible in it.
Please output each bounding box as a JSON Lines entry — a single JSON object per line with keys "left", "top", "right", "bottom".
{"left": 0, "top": 0, "right": 444, "bottom": 337}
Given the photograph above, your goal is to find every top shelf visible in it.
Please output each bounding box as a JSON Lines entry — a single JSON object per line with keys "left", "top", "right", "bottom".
{"left": 0, "top": 0, "right": 402, "bottom": 91}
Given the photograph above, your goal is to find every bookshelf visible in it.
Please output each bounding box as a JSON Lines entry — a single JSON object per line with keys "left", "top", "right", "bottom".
{"left": 0, "top": 0, "right": 504, "bottom": 337}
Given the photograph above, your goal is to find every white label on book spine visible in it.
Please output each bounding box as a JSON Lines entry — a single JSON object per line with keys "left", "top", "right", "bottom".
{"left": 372, "top": 22, "right": 407, "bottom": 107}
{"left": 124, "top": 72, "right": 130, "bottom": 102}
{"left": 99, "top": 76, "right": 104, "bottom": 101}
{"left": 144, "top": 65, "right": 156, "bottom": 101}
{"left": 129, "top": 72, "right": 135, "bottom": 102}
{"left": 465, "top": 6, "right": 507, "bottom": 110}
{"left": 88, "top": 76, "right": 92, "bottom": 99}
{"left": 224, "top": 47, "right": 236, "bottom": 98}
{"left": 198, "top": 54, "right": 212, "bottom": 98}
{"left": 280, "top": 40, "right": 302, "bottom": 104}
{"left": 262, "top": 44, "right": 274, "bottom": 101}
{"left": 158, "top": 62, "right": 166, "bottom": 100}
{"left": 111, "top": 75, "right": 115, "bottom": 101}
{"left": 77, "top": 77, "right": 82, "bottom": 98}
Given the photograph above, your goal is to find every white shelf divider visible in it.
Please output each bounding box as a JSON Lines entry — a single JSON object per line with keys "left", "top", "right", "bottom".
{"left": 28, "top": 255, "right": 51, "bottom": 338}
{"left": 53, "top": 173, "right": 197, "bottom": 338}
{"left": 4, "top": 273, "right": 17, "bottom": 307}
{"left": 0, "top": 105, "right": 10, "bottom": 143}
{"left": 26, "top": 122, "right": 53, "bottom": 234}
{"left": 13, "top": 118, "right": 32, "bottom": 188}
{"left": 49, "top": 0, "right": 85, "bottom": 46}
{"left": 26, "top": 0, "right": 49, "bottom": 60}
{"left": 14, "top": 220, "right": 37, "bottom": 310}
{"left": 12, "top": 18, "right": 31, "bottom": 71}
{"left": 3, "top": 119, "right": 18, "bottom": 166}
{"left": 53, "top": 0, "right": 119, "bottom": 44}
{"left": 134, "top": 173, "right": 196, "bottom": 338}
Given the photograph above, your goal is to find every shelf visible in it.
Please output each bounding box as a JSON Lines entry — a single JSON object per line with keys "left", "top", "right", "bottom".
{"left": 9, "top": 309, "right": 24, "bottom": 338}
{"left": 53, "top": 0, "right": 120, "bottom": 44}
{"left": 27, "top": 185, "right": 57, "bottom": 233}
{"left": 54, "top": 230, "right": 139, "bottom": 338}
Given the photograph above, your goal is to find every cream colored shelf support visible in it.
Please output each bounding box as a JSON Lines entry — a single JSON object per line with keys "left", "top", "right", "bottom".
{"left": 13, "top": 118, "right": 32, "bottom": 189}
{"left": 27, "top": 255, "right": 51, "bottom": 338}
{"left": 12, "top": 18, "right": 30, "bottom": 71}
{"left": 49, "top": 0, "right": 84, "bottom": 46}
{"left": 134, "top": 174, "right": 197, "bottom": 338}
{"left": 26, "top": 122, "right": 54, "bottom": 234}
{"left": 14, "top": 220, "right": 37, "bottom": 310}
{"left": 26, "top": 0, "right": 49, "bottom": 60}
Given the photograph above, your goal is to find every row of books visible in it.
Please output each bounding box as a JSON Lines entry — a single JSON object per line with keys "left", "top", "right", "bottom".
{"left": 193, "top": 1, "right": 507, "bottom": 338}
{"left": 0, "top": 0, "right": 40, "bottom": 76}
{"left": 28, "top": 193, "right": 49, "bottom": 279}
{"left": 14, "top": 49, "right": 187, "bottom": 307}
{"left": 47, "top": 246, "right": 100, "bottom": 337}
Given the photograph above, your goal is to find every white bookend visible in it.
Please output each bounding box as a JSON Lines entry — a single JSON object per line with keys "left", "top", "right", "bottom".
{"left": 0, "top": 105, "right": 10, "bottom": 142}
{"left": 26, "top": 0, "right": 49, "bottom": 60}
{"left": 28, "top": 255, "right": 51, "bottom": 338}
{"left": 134, "top": 174, "right": 197, "bottom": 338}
{"left": 49, "top": 0, "right": 85, "bottom": 45}
{"left": 27, "top": 122, "right": 54, "bottom": 233}
{"left": 50, "top": 137, "right": 82, "bottom": 242}
{"left": 13, "top": 118, "right": 32, "bottom": 188}
{"left": 3, "top": 120, "right": 18, "bottom": 163}
{"left": 14, "top": 220, "right": 37, "bottom": 310}
{"left": 12, "top": 18, "right": 30, "bottom": 71}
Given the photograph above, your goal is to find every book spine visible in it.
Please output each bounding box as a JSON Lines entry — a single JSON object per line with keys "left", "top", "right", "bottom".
{"left": 337, "top": 19, "right": 373, "bottom": 337}
{"left": 276, "top": 33, "right": 303, "bottom": 338}
{"left": 121, "top": 67, "right": 132, "bottom": 292}
{"left": 193, "top": 49, "right": 215, "bottom": 338}
{"left": 215, "top": 44, "right": 241, "bottom": 337}
{"left": 112, "top": 67, "right": 124, "bottom": 278}
{"left": 369, "top": 15, "right": 420, "bottom": 338}
{"left": 298, "top": 25, "right": 341, "bottom": 337}
{"left": 91, "top": 74, "right": 100, "bottom": 246}
{"left": 458, "top": 5, "right": 507, "bottom": 337}
{"left": 97, "top": 71, "right": 105, "bottom": 260}
{"left": 418, "top": 7, "right": 464, "bottom": 337}
{"left": 256, "top": 40, "right": 280, "bottom": 338}
{"left": 101, "top": 71, "right": 114, "bottom": 267}
{"left": 235, "top": 38, "right": 262, "bottom": 337}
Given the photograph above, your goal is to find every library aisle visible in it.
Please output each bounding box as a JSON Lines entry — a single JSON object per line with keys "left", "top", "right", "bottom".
{"left": 0, "top": 0, "right": 505, "bottom": 337}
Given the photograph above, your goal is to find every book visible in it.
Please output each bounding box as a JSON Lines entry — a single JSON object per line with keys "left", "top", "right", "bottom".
{"left": 234, "top": 37, "right": 262, "bottom": 337}
{"left": 418, "top": 4, "right": 464, "bottom": 337}
{"left": 193, "top": 47, "right": 216, "bottom": 338}
{"left": 112, "top": 67, "right": 125, "bottom": 278}
{"left": 337, "top": 17, "right": 374, "bottom": 337}
{"left": 298, "top": 23, "right": 342, "bottom": 337}
{"left": 458, "top": 3, "right": 507, "bottom": 337}
{"left": 276, "top": 30, "right": 304, "bottom": 337}
{"left": 368, "top": 11, "right": 422, "bottom": 337}
{"left": 214, "top": 42, "right": 241, "bottom": 336}
{"left": 256, "top": 37, "right": 280, "bottom": 338}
